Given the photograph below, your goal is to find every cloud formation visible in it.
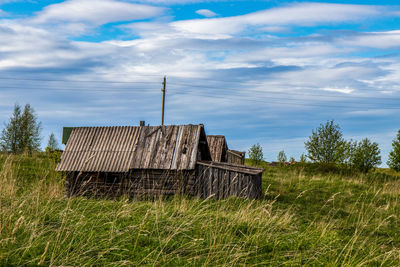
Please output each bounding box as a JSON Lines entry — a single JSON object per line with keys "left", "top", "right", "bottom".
{"left": 32, "top": 0, "right": 164, "bottom": 27}
{"left": 195, "top": 9, "right": 217, "bottom": 17}
{"left": 0, "top": 1, "right": 399, "bottom": 163}
{"left": 171, "top": 3, "right": 382, "bottom": 38}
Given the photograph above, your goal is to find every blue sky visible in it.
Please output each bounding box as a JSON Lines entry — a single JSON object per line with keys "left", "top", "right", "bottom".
{"left": 1, "top": 0, "right": 400, "bottom": 165}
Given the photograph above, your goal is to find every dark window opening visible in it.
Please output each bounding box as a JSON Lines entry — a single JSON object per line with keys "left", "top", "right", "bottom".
{"left": 105, "top": 174, "right": 121, "bottom": 184}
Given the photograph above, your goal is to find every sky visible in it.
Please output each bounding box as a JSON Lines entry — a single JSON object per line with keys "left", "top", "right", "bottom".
{"left": 0, "top": 0, "right": 400, "bottom": 165}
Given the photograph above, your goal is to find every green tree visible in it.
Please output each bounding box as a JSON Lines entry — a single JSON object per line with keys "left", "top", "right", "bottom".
{"left": 46, "top": 133, "right": 60, "bottom": 152}
{"left": 349, "top": 138, "right": 381, "bottom": 173}
{"left": 300, "top": 153, "right": 307, "bottom": 163}
{"left": 248, "top": 143, "right": 263, "bottom": 164}
{"left": 305, "top": 120, "right": 349, "bottom": 164}
{"left": 0, "top": 104, "right": 41, "bottom": 154}
{"left": 277, "top": 150, "right": 287, "bottom": 164}
{"left": 388, "top": 130, "right": 400, "bottom": 171}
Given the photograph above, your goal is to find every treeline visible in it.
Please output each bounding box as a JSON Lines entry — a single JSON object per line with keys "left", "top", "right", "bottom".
{"left": 249, "top": 120, "right": 400, "bottom": 173}
{"left": 0, "top": 104, "right": 60, "bottom": 155}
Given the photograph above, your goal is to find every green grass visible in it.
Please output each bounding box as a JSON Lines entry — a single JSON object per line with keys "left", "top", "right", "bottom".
{"left": 1, "top": 154, "right": 400, "bottom": 266}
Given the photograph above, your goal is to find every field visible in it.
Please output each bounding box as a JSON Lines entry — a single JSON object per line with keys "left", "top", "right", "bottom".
{"left": 1, "top": 154, "right": 400, "bottom": 266}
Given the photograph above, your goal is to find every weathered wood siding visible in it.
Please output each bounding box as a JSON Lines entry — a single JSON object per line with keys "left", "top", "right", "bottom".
{"left": 195, "top": 162, "right": 263, "bottom": 199}
{"left": 65, "top": 170, "right": 197, "bottom": 198}
{"left": 206, "top": 135, "right": 227, "bottom": 162}
{"left": 65, "top": 162, "right": 263, "bottom": 199}
{"left": 227, "top": 150, "right": 245, "bottom": 165}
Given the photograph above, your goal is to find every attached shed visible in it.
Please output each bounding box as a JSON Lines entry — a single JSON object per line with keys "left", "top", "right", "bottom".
{"left": 56, "top": 125, "right": 263, "bottom": 199}
{"left": 206, "top": 135, "right": 228, "bottom": 162}
{"left": 227, "top": 150, "right": 246, "bottom": 165}
{"left": 196, "top": 161, "right": 262, "bottom": 199}
{"left": 207, "top": 135, "right": 246, "bottom": 165}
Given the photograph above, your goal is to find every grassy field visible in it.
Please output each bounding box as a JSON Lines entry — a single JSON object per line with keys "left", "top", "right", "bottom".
{"left": 1, "top": 154, "right": 400, "bottom": 266}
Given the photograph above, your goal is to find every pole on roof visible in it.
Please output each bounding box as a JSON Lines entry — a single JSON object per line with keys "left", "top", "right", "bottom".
{"left": 161, "top": 76, "right": 166, "bottom": 126}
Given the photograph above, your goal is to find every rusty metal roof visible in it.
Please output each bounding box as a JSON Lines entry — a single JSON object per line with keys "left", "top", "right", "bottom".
{"left": 206, "top": 135, "right": 228, "bottom": 162}
{"left": 56, "top": 124, "right": 210, "bottom": 172}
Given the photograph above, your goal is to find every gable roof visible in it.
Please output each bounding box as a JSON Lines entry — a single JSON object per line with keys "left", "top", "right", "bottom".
{"left": 206, "top": 135, "right": 228, "bottom": 162}
{"left": 56, "top": 124, "right": 211, "bottom": 172}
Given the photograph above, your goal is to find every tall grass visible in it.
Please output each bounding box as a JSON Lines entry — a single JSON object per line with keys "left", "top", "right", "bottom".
{"left": 1, "top": 154, "right": 400, "bottom": 265}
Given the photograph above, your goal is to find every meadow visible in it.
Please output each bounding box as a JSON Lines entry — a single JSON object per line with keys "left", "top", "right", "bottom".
{"left": 1, "top": 154, "right": 400, "bottom": 266}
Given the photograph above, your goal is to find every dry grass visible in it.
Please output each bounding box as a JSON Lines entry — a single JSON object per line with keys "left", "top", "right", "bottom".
{"left": 1, "top": 154, "right": 400, "bottom": 266}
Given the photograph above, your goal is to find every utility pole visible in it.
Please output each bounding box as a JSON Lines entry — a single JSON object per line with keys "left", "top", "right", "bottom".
{"left": 161, "top": 76, "right": 166, "bottom": 126}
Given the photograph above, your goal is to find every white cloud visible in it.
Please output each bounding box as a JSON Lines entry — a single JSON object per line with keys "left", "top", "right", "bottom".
{"left": 32, "top": 0, "right": 164, "bottom": 26}
{"left": 338, "top": 30, "right": 400, "bottom": 49}
{"left": 131, "top": 0, "right": 224, "bottom": 4}
{"left": 195, "top": 9, "right": 217, "bottom": 18}
{"left": 347, "top": 109, "right": 394, "bottom": 116}
{"left": 322, "top": 87, "right": 354, "bottom": 94}
{"left": 0, "top": 0, "right": 400, "bottom": 159}
{"left": 261, "top": 26, "right": 290, "bottom": 33}
{"left": 171, "top": 3, "right": 382, "bottom": 38}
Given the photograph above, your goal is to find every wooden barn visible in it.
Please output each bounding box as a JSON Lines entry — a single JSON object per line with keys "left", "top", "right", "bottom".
{"left": 56, "top": 124, "right": 263, "bottom": 199}
{"left": 207, "top": 135, "right": 246, "bottom": 165}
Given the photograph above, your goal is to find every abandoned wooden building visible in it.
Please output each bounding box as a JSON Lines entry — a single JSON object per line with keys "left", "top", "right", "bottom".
{"left": 56, "top": 124, "right": 263, "bottom": 199}
{"left": 207, "top": 135, "right": 246, "bottom": 165}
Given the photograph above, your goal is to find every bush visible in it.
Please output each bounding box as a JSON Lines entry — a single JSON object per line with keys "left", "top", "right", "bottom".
{"left": 305, "top": 120, "right": 349, "bottom": 164}
{"left": 388, "top": 130, "right": 400, "bottom": 172}
{"left": 0, "top": 103, "right": 41, "bottom": 154}
{"left": 248, "top": 143, "right": 263, "bottom": 165}
{"left": 349, "top": 138, "right": 381, "bottom": 173}
{"left": 45, "top": 147, "right": 62, "bottom": 163}
{"left": 47, "top": 133, "right": 60, "bottom": 152}
{"left": 277, "top": 150, "right": 287, "bottom": 165}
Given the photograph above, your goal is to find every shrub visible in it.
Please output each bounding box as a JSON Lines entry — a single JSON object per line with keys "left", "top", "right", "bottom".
{"left": 300, "top": 154, "right": 307, "bottom": 163}
{"left": 0, "top": 103, "right": 41, "bottom": 154}
{"left": 305, "top": 120, "right": 349, "bottom": 164}
{"left": 248, "top": 143, "right": 263, "bottom": 165}
{"left": 388, "top": 130, "right": 400, "bottom": 172}
{"left": 349, "top": 138, "right": 381, "bottom": 173}
{"left": 277, "top": 150, "right": 287, "bottom": 165}
{"left": 47, "top": 133, "right": 60, "bottom": 152}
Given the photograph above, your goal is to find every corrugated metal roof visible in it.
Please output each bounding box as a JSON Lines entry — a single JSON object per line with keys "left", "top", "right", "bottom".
{"left": 56, "top": 124, "right": 209, "bottom": 172}
{"left": 206, "top": 135, "right": 228, "bottom": 162}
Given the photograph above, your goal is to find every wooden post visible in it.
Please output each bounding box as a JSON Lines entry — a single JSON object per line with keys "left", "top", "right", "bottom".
{"left": 161, "top": 76, "right": 166, "bottom": 126}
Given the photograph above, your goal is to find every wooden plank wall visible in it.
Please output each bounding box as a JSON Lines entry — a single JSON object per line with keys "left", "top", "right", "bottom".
{"left": 195, "top": 164, "right": 262, "bottom": 199}
{"left": 65, "top": 170, "right": 197, "bottom": 198}
{"left": 226, "top": 150, "right": 245, "bottom": 165}
{"left": 65, "top": 165, "right": 262, "bottom": 199}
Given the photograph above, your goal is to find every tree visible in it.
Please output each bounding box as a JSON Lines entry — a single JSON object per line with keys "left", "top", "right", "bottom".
{"left": 388, "top": 130, "right": 400, "bottom": 171}
{"left": 47, "top": 133, "right": 60, "bottom": 152}
{"left": 0, "top": 104, "right": 41, "bottom": 154}
{"left": 349, "top": 138, "right": 381, "bottom": 173}
{"left": 305, "top": 120, "right": 349, "bottom": 164}
{"left": 300, "top": 153, "right": 307, "bottom": 163}
{"left": 248, "top": 143, "right": 263, "bottom": 164}
{"left": 277, "top": 150, "right": 287, "bottom": 164}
